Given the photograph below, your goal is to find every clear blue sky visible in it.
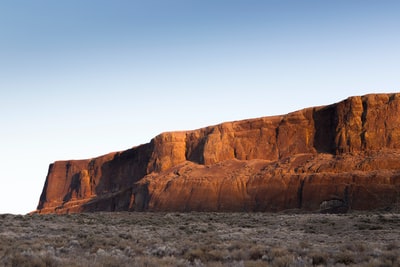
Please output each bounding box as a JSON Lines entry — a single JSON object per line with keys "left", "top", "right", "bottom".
{"left": 1, "top": 0, "right": 399, "bottom": 214}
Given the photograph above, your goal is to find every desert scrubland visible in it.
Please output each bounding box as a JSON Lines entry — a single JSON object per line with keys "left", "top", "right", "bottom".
{"left": 0, "top": 212, "right": 399, "bottom": 266}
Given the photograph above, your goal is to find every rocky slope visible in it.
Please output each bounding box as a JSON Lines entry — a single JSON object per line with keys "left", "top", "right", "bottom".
{"left": 34, "top": 93, "right": 400, "bottom": 214}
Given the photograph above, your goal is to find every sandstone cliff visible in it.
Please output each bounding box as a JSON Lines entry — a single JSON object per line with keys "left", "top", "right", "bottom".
{"left": 34, "top": 93, "right": 400, "bottom": 214}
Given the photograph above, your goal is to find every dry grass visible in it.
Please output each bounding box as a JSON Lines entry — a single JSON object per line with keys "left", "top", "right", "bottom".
{"left": 0, "top": 212, "right": 399, "bottom": 266}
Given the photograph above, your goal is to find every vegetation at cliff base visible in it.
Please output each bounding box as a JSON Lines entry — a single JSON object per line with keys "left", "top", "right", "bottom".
{"left": 0, "top": 212, "right": 399, "bottom": 266}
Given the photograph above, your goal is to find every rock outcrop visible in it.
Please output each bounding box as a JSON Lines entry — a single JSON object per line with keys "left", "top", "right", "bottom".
{"left": 34, "top": 93, "right": 400, "bottom": 214}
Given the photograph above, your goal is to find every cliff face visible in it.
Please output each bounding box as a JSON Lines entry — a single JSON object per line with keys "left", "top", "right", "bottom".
{"left": 35, "top": 93, "right": 400, "bottom": 214}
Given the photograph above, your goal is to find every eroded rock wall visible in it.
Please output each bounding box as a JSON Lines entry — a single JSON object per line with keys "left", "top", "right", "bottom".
{"left": 34, "top": 93, "right": 400, "bottom": 213}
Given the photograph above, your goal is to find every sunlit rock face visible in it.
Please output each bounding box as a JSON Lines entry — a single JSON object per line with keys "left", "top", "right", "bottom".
{"left": 34, "top": 93, "right": 400, "bottom": 214}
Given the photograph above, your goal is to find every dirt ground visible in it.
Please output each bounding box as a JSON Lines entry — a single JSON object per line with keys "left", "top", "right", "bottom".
{"left": 0, "top": 212, "right": 399, "bottom": 266}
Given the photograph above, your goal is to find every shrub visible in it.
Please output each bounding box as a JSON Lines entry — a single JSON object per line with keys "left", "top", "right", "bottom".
{"left": 335, "top": 252, "right": 355, "bottom": 265}
{"left": 311, "top": 253, "right": 327, "bottom": 266}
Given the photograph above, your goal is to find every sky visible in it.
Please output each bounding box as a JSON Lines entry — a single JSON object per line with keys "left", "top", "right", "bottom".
{"left": 1, "top": 0, "right": 399, "bottom": 214}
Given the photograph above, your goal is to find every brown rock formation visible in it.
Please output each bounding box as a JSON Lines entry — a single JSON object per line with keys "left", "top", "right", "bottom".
{"left": 34, "top": 93, "right": 400, "bottom": 214}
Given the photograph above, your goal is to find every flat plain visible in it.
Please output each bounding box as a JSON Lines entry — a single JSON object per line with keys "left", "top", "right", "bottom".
{"left": 0, "top": 212, "right": 399, "bottom": 266}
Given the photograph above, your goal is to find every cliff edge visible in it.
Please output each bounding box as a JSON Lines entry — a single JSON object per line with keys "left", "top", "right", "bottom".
{"left": 34, "top": 93, "right": 400, "bottom": 213}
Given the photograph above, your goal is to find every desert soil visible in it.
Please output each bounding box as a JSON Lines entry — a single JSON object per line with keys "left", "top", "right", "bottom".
{"left": 0, "top": 212, "right": 399, "bottom": 266}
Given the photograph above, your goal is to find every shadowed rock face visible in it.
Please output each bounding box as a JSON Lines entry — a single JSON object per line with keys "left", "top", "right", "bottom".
{"left": 34, "top": 93, "right": 400, "bottom": 214}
